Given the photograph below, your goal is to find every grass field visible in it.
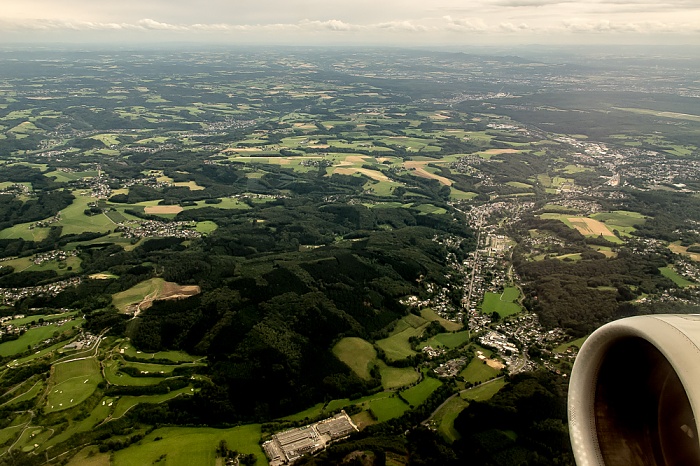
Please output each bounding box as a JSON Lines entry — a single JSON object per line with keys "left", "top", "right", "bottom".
{"left": 112, "top": 278, "right": 165, "bottom": 313}
{"left": 66, "top": 447, "right": 111, "bottom": 466}
{"left": 103, "top": 359, "right": 169, "bottom": 386}
{"left": 368, "top": 395, "right": 410, "bottom": 422}
{"left": 481, "top": 287, "right": 522, "bottom": 318}
{"left": 376, "top": 315, "right": 429, "bottom": 361}
{"left": 433, "top": 396, "right": 469, "bottom": 442}
{"left": 55, "top": 194, "right": 114, "bottom": 236}
{"left": 118, "top": 341, "right": 201, "bottom": 363}
{"left": 0, "top": 318, "right": 84, "bottom": 357}
{"left": 461, "top": 378, "right": 506, "bottom": 402}
{"left": 111, "top": 386, "right": 195, "bottom": 419}
{"left": 332, "top": 337, "right": 377, "bottom": 380}
{"left": 555, "top": 336, "right": 588, "bottom": 353}
{"left": 660, "top": 266, "right": 695, "bottom": 287}
{"left": 46, "top": 358, "right": 101, "bottom": 413}
{"left": 460, "top": 358, "right": 500, "bottom": 385}
{"left": 425, "top": 331, "right": 470, "bottom": 349}
{"left": 401, "top": 376, "right": 442, "bottom": 407}
{"left": 378, "top": 362, "right": 420, "bottom": 389}
{"left": 113, "top": 425, "right": 266, "bottom": 466}
{"left": 420, "top": 308, "right": 463, "bottom": 331}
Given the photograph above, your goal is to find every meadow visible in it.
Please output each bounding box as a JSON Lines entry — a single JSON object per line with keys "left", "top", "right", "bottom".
{"left": 480, "top": 287, "right": 522, "bottom": 318}
{"left": 332, "top": 337, "right": 377, "bottom": 380}
{"left": 400, "top": 376, "right": 442, "bottom": 407}
{"left": 113, "top": 425, "right": 266, "bottom": 466}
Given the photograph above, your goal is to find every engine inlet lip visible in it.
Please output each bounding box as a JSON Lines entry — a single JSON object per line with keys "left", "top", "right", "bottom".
{"left": 568, "top": 315, "right": 700, "bottom": 466}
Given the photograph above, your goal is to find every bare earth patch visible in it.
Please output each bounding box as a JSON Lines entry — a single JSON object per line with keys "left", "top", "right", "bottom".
{"left": 568, "top": 217, "right": 614, "bottom": 237}
{"left": 404, "top": 161, "right": 452, "bottom": 186}
{"left": 144, "top": 205, "right": 183, "bottom": 215}
{"left": 89, "top": 273, "right": 113, "bottom": 280}
{"left": 486, "top": 359, "right": 505, "bottom": 370}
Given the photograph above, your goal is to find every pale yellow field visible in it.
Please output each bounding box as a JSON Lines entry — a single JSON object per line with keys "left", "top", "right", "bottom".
{"left": 334, "top": 167, "right": 389, "bottom": 181}
{"left": 404, "top": 161, "right": 452, "bottom": 186}
{"left": 568, "top": 217, "right": 614, "bottom": 236}
{"left": 144, "top": 205, "right": 183, "bottom": 214}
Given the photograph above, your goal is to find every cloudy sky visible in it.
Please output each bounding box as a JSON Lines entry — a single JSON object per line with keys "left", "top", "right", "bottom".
{"left": 1, "top": 0, "right": 698, "bottom": 45}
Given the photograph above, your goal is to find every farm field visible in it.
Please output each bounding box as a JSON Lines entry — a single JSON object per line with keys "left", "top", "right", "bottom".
{"left": 460, "top": 357, "right": 501, "bottom": 385}
{"left": 425, "top": 331, "right": 470, "bottom": 349}
{"left": 659, "top": 266, "right": 695, "bottom": 287}
{"left": 378, "top": 362, "right": 420, "bottom": 389}
{"left": 113, "top": 425, "right": 266, "bottom": 466}
{"left": 420, "top": 308, "right": 463, "bottom": 331}
{"left": 461, "top": 378, "right": 506, "bottom": 402}
{"left": 433, "top": 396, "right": 469, "bottom": 442}
{"left": 332, "top": 337, "right": 377, "bottom": 380}
{"left": 376, "top": 314, "right": 429, "bottom": 361}
{"left": 401, "top": 376, "right": 442, "bottom": 407}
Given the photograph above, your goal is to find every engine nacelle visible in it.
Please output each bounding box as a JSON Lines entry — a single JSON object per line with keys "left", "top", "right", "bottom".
{"left": 569, "top": 315, "right": 700, "bottom": 466}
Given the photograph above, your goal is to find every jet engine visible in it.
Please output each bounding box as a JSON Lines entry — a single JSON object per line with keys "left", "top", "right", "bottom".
{"left": 568, "top": 315, "right": 700, "bottom": 466}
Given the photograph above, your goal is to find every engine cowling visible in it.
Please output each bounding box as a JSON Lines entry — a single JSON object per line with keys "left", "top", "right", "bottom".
{"left": 568, "top": 315, "right": 700, "bottom": 466}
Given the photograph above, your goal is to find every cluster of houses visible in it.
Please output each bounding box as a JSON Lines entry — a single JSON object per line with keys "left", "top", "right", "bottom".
{"left": 0, "top": 277, "right": 82, "bottom": 306}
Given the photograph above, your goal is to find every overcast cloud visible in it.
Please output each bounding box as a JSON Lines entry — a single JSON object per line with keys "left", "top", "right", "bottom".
{"left": 0, "top": 0, "right": 698, "bottom": 45}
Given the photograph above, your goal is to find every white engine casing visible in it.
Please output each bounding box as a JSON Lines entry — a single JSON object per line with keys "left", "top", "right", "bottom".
{"left": 569, "top": 315, "right": 700, "bottom": 466}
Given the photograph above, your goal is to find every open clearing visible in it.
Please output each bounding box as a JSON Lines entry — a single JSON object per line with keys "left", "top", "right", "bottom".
{"left": 481, "top": 287, "right": 522, "bottom": 318}
{"left": 433, "top": 396, "right": 469, "bottom": 442}
{"left": 461, "top": 377, "right": 506, "bottom": 402}
{"left": 332, "top": 337, "right": 376, "bottom": 380}
{"left": 420, "top": 308, "right": 463, "bottom": 331}
{"left": 460, "top": 358, "right": 500, "bottom": 385}
{"left": 567, "top": 217, "right": 614, "bottom": 236}
{"left": 376, "top": 315, "right": 429, "bottom": 361}
{"left": 112, "top": 278, "right": 200, "bottom": 314}
{"left": 669, "top": 242, "right": 700, "bottom": 262}
{"left": 404, "top": 161, "right": 452, "bottom": 186}
{"left": 113, "top": 425, "right": 266, "bottom": 466}
{"left": 0, "top": 318, "right": 84, "bottom": 357}
{"left": 660, "top": 266, "right": 695, "bottom": 287}
{"left": 401, "top": 376, "right": 442, "bottom": 407}
{"left": 144, "top": 205, "right": 184, "bottom": 214}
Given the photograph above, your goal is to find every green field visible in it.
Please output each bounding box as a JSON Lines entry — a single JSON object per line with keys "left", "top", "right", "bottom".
{"left": 111, "top": 386, "right": 195, "bottom": 419}
{"left": 113, "top": 425, "right": 266, "bottom": 466}
{"left": 46, "top": 359, "right": 101, "bottom": 413}
{"left": 332, "top": 337, "right": 377, "bottom": 380}
{"left": 112, "top": 278, "right": 165, "bottom": 313}
{"left": 376, "top": 315, "right": 429, "bottom": 361}
{"left": 401, "top": 376, "right": 442, "bottom": 407}
{"left": 2, "top": 379, "right": 43, "bottom": 407}
{"left": 461, "top": 378, "right": 506, "bottom": 402}
{"left": 0, "top": 318, "right": 84, "bottom": 357}
{"left": 555, "top": 336, "right": 588, "bottom": 353}
{"left": 117, "top": 341, "right": 201, "bottom": 363}
{"left": 378, "top": 362, "right": 420, "bottom": 389}
{"left": 420, "top": 308, "right": 463, "bottom": 331}
{"left": 460, "top": 358, "right": 500, "bottom": 385}
{"left": 433, "top": 396, "right": 469, "bottom": 442}
{"left": 659, "top": 266, "right": 695, "bottom": 287}
{"left": 481, "top": 287, "right": 522, "bottom": 317}
{"left": 55, "top": 194, "right": 115, "bottom": 235}
{"left": 368, "top": 395, "right": 410, "bottom": 422}
{"left": 425, "top": 331, "right": 470, "bottom": 349}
